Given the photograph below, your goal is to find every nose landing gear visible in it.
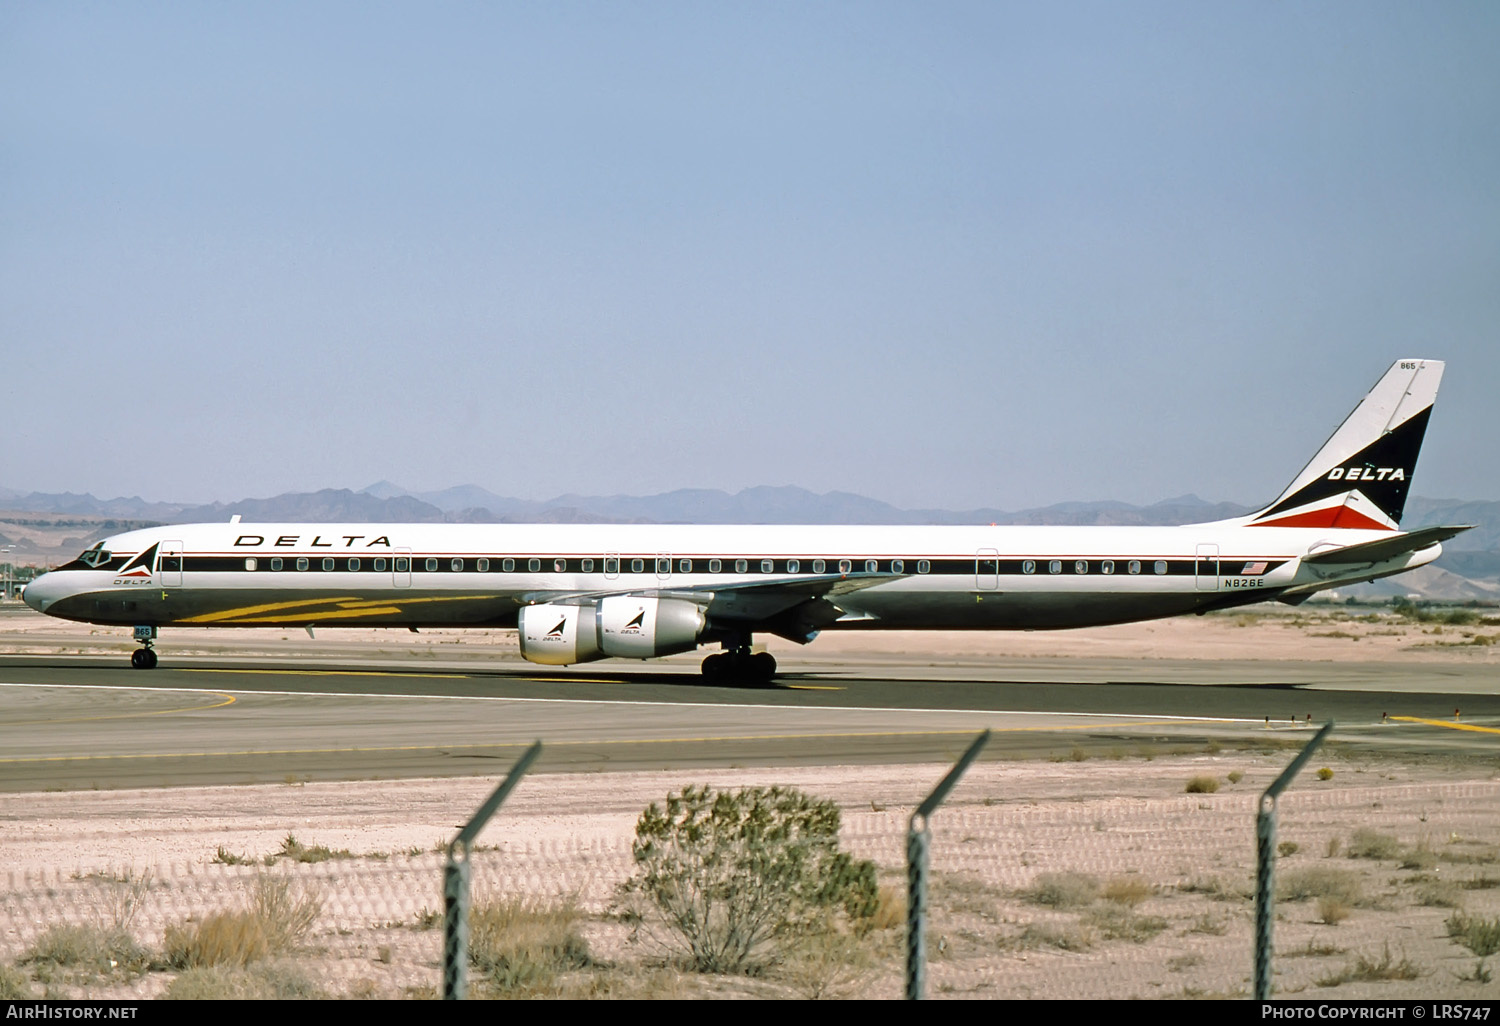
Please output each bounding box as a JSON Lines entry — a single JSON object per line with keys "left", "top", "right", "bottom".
{"left": 131, "top": 626, "right": 158, "bottom": 669}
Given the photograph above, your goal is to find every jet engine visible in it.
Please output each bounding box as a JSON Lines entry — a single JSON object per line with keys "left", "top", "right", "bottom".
{"left": 517, "top": 596, "right": 706, "bottom": 665}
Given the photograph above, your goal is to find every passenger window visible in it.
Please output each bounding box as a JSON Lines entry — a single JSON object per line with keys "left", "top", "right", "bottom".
{"left": 297, "top": 557, "right": 309, "bottom": 571}
{"left": 631, "top": 558, "right": 644, "bottom": 573}
{"left": 657, "top": 558, "right": 670, "bottom": 574}
{"left": 529, "top": 558, "right": 542, "bottom": 572}
{"left": 787, "top": 559, "right": 800, "bottom": 573}
{"left": 1154, "top": 560, "right": 1168, "bottom": 575}
{"left": 477, "top": 558, "right": 489, "bottom": 572}
{"left": 425, "top": 558, "right": 438, "bottom": 572}
{"left": 1048, "top": 560, "right": 1062, "bottom": 574}
{"left": 1022, "top": 560, "right": 1035, "bottom": 574}
{"left": 270, "top": 557, "right": 283, "bottom": 571}
{"left": 1074, "top": 560, "right": 1087, "bottom": 574}
{"left": 394, "top": 557, "right": 409, "bottom": 572}
{"left": 865, "top": 559, "right": 878, "bottom": 573}
{"left": 374, "top": 558, "right": 387, "bottom": 572}
{"left": 917, "top": 559, "right": 930, "bottom": 574}
{"left": 245, "top": 558, "right": 257, "bottom": 571}
{"left": 349, "top": 558, "right": 360, "bottom": 571}
{"left": 813, "top": 559, "right": 826, "bottom": 573}
{"left": 601, "top": 558, "right": 615, "bottom": 574}
{"left": 735, "top": 559, "right": 748, "bottom": 573}
{"left": 891, "top": 559, "right": 903, "bottom": 573}
{"left": 555, "top": 558, "right": 567, "bottom": 572}
{"left": 761, "top": 559, "right": 774, "bottom": 573}
{"left": 838, "top": 559, "right": 851, "bottom": 574}
{"left": 1128, "top": 560, "right": 1141, "bottom": 574}
{"left": 679, "top": 558, "right": 692, "bottom": 573}
{"left": 709, "top": 558, "right": 721, "bottom": 572}
{"left": 503, "top": 558, "right": 515, "bottom": 572}
{"left": 455, "top": 558, "right": 467, "bottom": 572}
{"left": 581, "top": 559, "right": 593, "bottom": 573}
{"left": 1101, "top": 560, "right": 1114, "bottom": 575}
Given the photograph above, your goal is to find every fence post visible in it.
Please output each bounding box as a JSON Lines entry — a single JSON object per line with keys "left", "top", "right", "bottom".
{"left": 442, "top": 740, "right": 543, "bottom": 1000}
{"left": 907, "top": 730, "right": 990, "bottom": 1000}
{"left": 1255, "top": 721, "right": 1333, "bottom": 1001}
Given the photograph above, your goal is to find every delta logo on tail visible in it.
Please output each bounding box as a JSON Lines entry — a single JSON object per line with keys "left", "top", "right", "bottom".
{"left": 1236, "top": 360, "right": 1441, "bottom": 532}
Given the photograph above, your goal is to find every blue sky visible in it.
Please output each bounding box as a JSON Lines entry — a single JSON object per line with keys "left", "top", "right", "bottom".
{"left": 3, "top": 2, "right": 1496, "bottom": 510}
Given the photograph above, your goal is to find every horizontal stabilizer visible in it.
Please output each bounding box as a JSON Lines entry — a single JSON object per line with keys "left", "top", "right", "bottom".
{"left": 1301, "top": 525, "right": 1473, "bottom": 565}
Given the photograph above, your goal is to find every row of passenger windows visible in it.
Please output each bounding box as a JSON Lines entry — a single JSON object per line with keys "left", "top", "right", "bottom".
{"left": 1019, "top": 559, "right": 1167, "bottom": 575}
{"left": 241, "top": 556, "right": 926, "bottom": 574}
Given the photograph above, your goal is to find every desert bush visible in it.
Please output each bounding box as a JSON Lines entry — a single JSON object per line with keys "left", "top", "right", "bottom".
{"left": 469, "top": 898, "right": 590, "bottom": 992}
{"left": 623, "top": 785, "right": 877, "bottom": 973}
{"left": 1279, "top": 866, "right": 1362, "bottom": 904}
{"left": 1102, "top": 876, "right": 1152, "bottom": 908}
{"left": 1185, "top": 775, "right": 1219, "bottom": 794}
{"left": 1416, "top": 881, "right": 1463, "bottom": 908}
{"left": 1017, "top": 921, "right": 1095, "bottom": 952}
{"left": 1279, "top": 841, "right": 1301, "bottom": 858}
{"left": 163, "top": 963, "right": 324, "bottom": 1000}
{"left": 0, "top": 965, "right": 33, "bottom": 999}
{"left": 20, "top": 925, "right": 152, "bottom": 982}
{"left": 1227, "top": 770, "right": 1244, "bottom": 784}
{"left": 163, "top": 876, "right": 320, "bottom": 969}
{"left": 1317, "top": 767, "right": 1335, "bottom": 781}
{"left": 1347, "top": 828, "right": 1401, "bottom": 860}
{"left": 1023, "top": 871, "right": 1100, "bottom": 909}
{"left": 778, "top": 916, "right": 882, "bottom": 1000}
{"left": 1317, "top": 897, "right": 1350, "bottom": 925}
{"left": 1084, "top": 904, "right": 1169, "bottom": 942}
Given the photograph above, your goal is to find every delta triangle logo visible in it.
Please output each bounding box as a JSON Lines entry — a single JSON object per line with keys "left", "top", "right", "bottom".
{"left": 116, "top": 543, "right": 159, "bottom": 579}
{"left": 624, "top": 611, "right": 645, "bottom": 633}
{"left": 545, "top": 618, "right": 567, "bottom": 640}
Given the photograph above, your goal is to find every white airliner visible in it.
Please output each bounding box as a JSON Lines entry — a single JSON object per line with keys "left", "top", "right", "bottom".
{"left": 23, "top": 359, "right": 1469, "bottom": 681}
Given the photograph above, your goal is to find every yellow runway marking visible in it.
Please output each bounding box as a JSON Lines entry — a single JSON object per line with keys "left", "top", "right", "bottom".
{"left": 0, "top": 718, "right": 1234, "bottom": 766}
{"left": 6, "top": 692, "right": 238, "bottom": 726}
{"left": 1388, "top": 715, "right": 1500, "bottom": 736}
{"left": 194, "top": 669, "right": 471, "bottom": 680}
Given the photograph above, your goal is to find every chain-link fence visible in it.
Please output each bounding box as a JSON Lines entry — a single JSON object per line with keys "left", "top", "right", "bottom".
{"left": 4, "top": 768, "right": 1500, "bottom": 999}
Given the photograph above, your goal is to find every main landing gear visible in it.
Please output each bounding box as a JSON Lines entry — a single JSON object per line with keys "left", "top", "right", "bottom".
{"left": 131, "top": 625, "right": 158, "bottom": 669}
{"left": 701, "top": 636, "right": 777, "bottom": 685}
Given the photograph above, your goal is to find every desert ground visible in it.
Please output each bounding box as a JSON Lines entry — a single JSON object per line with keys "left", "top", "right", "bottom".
{"left": 2, "top": 600, "right": 1500, "bottom": 1000}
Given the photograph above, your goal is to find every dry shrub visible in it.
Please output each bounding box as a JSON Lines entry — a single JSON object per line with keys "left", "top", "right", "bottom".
{"left": 164, "top": 912, "right": 269, "bottom": 969}
{"left": 1023, "top": 871, "right": 1100, "bottom": 909}
{"left": 469, "top": 898, "right": 591, "bottom": 992}
{"left": 1347, "top": 828, "right": 1401, "bottom": 860}
{"left": 1317, "top": 897, "right": 1351, "bottom": 925}
{"left": 251, "top": 876, "right": 321, "bottom": 951}
{"left": 1416, "top": 881, "right": 1463, "bottom": 908}
{"left": 1185, "top": 775, "right": 1220, "bottom": 794}
{"left": 163, "top": 963, "right": 324, "bottom": 1000}
{"left": 779, "top": 918, "right": 882, "bottom": 1000}
{"left": 865, "top": 884, "right": 906, "bottom": 932}
{"left": 1278, "top": 866, "right": 1362, "bottom": 905}
{"left": 20, "top": 924, "right": 152, "bottom": 982}
{"left": 1084, "top": 904, "right": 1168, "bottom": 942}
{"left": 164, "top": 876, "right": 320, "bottom": 969}
{"left": 1102, "top": 876, "right": 1152, "bottom": 908}
{"left": 0, "top": 965, "right": 33, "bottom": 999}
{"left": 1017, "top": 921, "right": 1095, "bottom": 952}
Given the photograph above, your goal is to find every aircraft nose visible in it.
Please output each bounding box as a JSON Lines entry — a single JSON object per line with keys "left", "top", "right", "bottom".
{"left": 22, "top": 573, "right": 60, "bottom": 613}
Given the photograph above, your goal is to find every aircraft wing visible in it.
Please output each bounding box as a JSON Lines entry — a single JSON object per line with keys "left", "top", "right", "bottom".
{"left": 1301, "top": 525, "right": 1474, "bottom": 565}
{"left": 521, "top": 572, "right": 899, "bottom": 627}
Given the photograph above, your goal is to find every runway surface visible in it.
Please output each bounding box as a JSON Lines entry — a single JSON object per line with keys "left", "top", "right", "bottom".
{"left": 1, "top": 653, "right": 1496, "bottom": 791}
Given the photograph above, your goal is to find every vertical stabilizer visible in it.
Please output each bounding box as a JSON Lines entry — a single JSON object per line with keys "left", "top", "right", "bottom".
{"left": 1240, "top": 359, "right": 1443, "bottom": 530}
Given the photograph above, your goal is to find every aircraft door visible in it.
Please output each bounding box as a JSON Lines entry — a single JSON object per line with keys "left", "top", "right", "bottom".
{"left": 394, "top": 547, "right": 412, "bottom": 588}
{"left": 656, "top": 552, "right": 672, "bottom": 582}
{"left": 604, "top": 552, "right": 620, "bottom": 581}
{"left": 158, "top": 541, "right": 184, "bottom": 587}
{"left": 1195, "top": 543, "right": 1220, "bottom": 591}
{"left": 976, "top": 548, "right": 1000, "bottom": 590}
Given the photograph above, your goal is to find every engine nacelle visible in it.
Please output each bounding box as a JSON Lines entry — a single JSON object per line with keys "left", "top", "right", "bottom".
{"left": 518, "top": 603, "right": 603, "bottom": 665}
{"left": 517, "top": 596, "right": 707, "bottom": 665}
{"left": 598, "top": 595, "right": 705, "bottom": 659}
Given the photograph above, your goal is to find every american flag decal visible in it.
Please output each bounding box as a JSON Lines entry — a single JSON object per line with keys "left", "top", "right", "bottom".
{"left": 1241, "top": 561, "right": 1268, "bottom": 575}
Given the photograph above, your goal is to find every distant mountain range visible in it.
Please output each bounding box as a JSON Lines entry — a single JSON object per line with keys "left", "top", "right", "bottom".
{"left": 2, "top": 483, "right": 1497, "bottom": 599}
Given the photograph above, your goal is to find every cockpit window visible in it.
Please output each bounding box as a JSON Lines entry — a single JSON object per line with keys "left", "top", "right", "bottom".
{"left": 78, "top": 545, "right": 111, "bottom": 568}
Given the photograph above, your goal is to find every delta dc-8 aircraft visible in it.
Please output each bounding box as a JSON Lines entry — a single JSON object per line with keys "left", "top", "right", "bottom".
{"left": 23, "top": 359, "right": 1470, "bottom": 682}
